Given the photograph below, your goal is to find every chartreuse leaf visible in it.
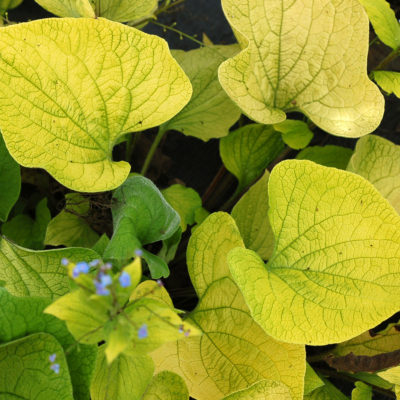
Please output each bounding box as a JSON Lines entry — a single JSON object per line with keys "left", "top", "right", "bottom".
{"left": 0, "top": 288, "right": 97, "bottom": 400}
{"left": 2, "top": 197, "right": 51, "bottom": 250}
{"left": 297, "top": 145, "right": 353, "bottom": 169}
{"left": 152, "top": 213, "right": 305, "bottom": 400}
{"left": 352, "top": 382, "right": 372, "bottom": 400}
{"left": 333, "top": 323, "right": 400, "bottom": 357}
{"left": 358, "top": 0, "right": 400, "bottom": 50}
{"left": 161, "top": 46, "right": 241, "bottom": 141}
{"left": 0, "top": 18, "right": 192, "bottom": 192}
{"left": 304, "top": 364, "right": 324, "bottom": 396}
{"left": 273, "top": 120, "right": 313, "bottom": 150}
{"left": 35, "top": 0, "right": 94, "bottom": 17}
{"left": 0, "top": 237, "right": 98, "bottom": 298}
{"left": 378, "top": 366, "right": 400, "bottom": 385}
{"left": 0, "top": 333, "right": 73, "bottom": 400}
{"left": 142, "top": 371, "right": 189, "bottom": 400}
{"left": 220, "top": 124, "right": 284, "bottom": 193}
{"left": 104, "top": 175, "right": 180, "bottom": 278}
{"left": 45, "top": 193, "right": 99, "bottom": 248}
{"left": 222, "top": 380, "right": 292, "bottom": 400}
{"left": 348, "top": 135, "right": 400, "bottom": 213}
{"left": 162, "top": 184, "right": 203, "bottom": 232}
{"left": 0, "top": 135, "right": 20, "bottom": 222}
{"left": 373, "top": 71, "right": 400, "bottom": 98}
{"left": 304, "top": 379, "right": 349, "bottom": 400}
{"left": 91, "top": 346, "right": 154, "bottom": 400}
{"left": 218, "top": 0, "right": 384, "bottom": 137}
{"left": 231, "top": 171, "right": 274, "bottom": 260}
{"left": 229, "top": 160, "right": 400, "bottom": 345}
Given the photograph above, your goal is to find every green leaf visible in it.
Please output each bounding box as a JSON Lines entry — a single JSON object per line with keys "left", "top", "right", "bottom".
{"left": 222, "top": 380, "right": 292, "bottom": 400}
{"left": 297, "top": 145, "right": 353, "bottom": 170}
{"left": 152, "top": 213, "right": 305, "bottom": 400}
{"left": 162, "top": 184, "right": 203, "bottom": 232}
{"left": 0, "top": 333, "right": 73, "bottom": 400}
{"left": 304, "top": 379, "right": 349, "bottom": 400}
{"left": 373, "top": 71, "right": 400, "bottom": 98}
{"left": 350, "top": 372, "right": 394, "bottom": 390}
{"left": 220, "top": 124, "right": 284, "bottom": 193}
{"left": 2, "top": 198, "right": 50, "bottom": 250}
{"left": 348, "top": 135, "right": 400, "bottom": 214}
{"left": 0, "top": 0, "right": 23, "bottom": 13}
{"left": 218, "top": 0, "right": 384, "bottom": 137}
{"left": 90, "top": 346, "right": 154, "bottom": 400}
{"left": 162, "top": 46, "right": 241, "bottom": 141}
{"left": 142, "top": 371, "right": 189, "bottom": 400}
{"left": 35, "top": 0, "right": 94, "bottom": 17}
{"left": 333, "top": 323, "right": 400, "bottom": 358}
{"left": 228, "top": 160, "right": 400, "bottom": 345}
{"left": 231, "top": 171, "right": 274, "bottom": 260}
{"left": 158, "top": 227, "right": 182, "bottom": 264}
{"left": 92, "top": 233, "right": 110, "bottom": 256}
{"left": 92, "top": 0, "right": 157, "bottom": 22}
{"left": 0, "top": 237, "right": 98, "bottom": 298}
{"left": 0, "top": 288, "right": 97, "bottom": 400}
{"left": 45, "top": 193, "right": 99, "bottom": 248}
{"left": 273, "top": 120, "right": 313, "bottom": 150}
{"left": 304, "top": 364, "right": 324, "bottom": 396}
{"left": 358, "top": 0, "right": 400, "bottom": 50}
{"left": 0, "top": 135, "right": 20, "bottom": 222}
{"left": 352, "top": 381, "right": 372, "bottom": 400}
{"left": 104, "top": 175, "right": 180, "bottom": 278}
{"left": 0, "top": 18, "right": 192, "bottom": 192}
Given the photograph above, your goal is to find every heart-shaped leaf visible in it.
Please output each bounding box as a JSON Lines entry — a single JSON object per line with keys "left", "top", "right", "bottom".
{"left": 229, "top": 160, "right": 400, "bottom": 345}
{"left": 0, "top": 18, "right": 191, "bottom": 192}
{"left": 152, "top": 213, "right": 305, "bottom": 400}
{"left": 218, "top": 0, "right": 384, "bottom": 137}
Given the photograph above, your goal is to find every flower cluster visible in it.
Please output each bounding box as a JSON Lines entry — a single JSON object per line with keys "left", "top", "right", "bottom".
{"left": 49, "top": 353, "right": 60, "bottom": 374}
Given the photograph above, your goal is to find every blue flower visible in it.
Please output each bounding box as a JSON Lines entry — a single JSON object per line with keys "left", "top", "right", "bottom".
{"left": 89, "top": 259, "right": 100, "bottom": 267}
{"left": 138, "top": 324, "right": 148, "bottom": 339}
{"left": 99, "top": 273, "right": 112, "bottom": 287}
{"left": 50, "top": 363, "right": 60, "bottom": 374}
{"left": 134, "top": 249, "right": 143, "bottom": 257}
{"left": 61, "top": 258, "right": 69, "bottom": 266}
{"left": 72, "top": 261, "right": 90, "bottom": 278}
{"left": 49, "top": 353, "right": 56, "bottom": 363}
{"left": 94, "top": 282, "right": 110, "bottom": 296}
{"left": 94, "top": 272, "right": 112, "bottom": 296}
{"left": 119, "top": 271, "right": 131, "bottom": 288}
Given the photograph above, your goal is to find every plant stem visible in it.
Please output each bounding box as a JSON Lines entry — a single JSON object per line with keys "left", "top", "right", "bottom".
{"left": 125, "top": 132, "right": 138, "bottom": 163}
{"left": 141, "top": 127, "right": 168, "bottom": 176}
{"left": 150, "top": 20, "right": 205, "bottom": 47}
{"left": 371, "top": 49, "right": 400, "bottom": 74}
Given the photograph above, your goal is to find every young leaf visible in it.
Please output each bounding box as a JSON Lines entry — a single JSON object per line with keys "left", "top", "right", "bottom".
{"left": 162, "top": 184, "right": 203, "bottom": 232}
{"left": 351, "top": 381, "right": 372, "bottom": 400}
{"left": 221, "top": 380, "right": 292, "bottom": 400}
{"left": 142, "top": 371, "right": 189, "bottom": 400}
{"left": 0, "top": 289, "right": 97, "bottom": 400}
{"left": 229, "top": 160, "right": 400, "bottom": 345}
{"left": 297, "top": 145, "right": 353, "bottom": 170}
{"left": 0, "top": 18, "right": 192, "bottom": 192}
{"left": 304, "top": 364, "right": 324, "bottom": 396}
{"left": 152, "top": 213, "right": 305, "bottom": 400}
{"left": 45, "top": 193, "right": 99, "bottom": 248}
{"left": 373, "top": 71, "right": 400, "bottom": 98}
{"left": 358, "top": 0, "right": 400, "bottom": 50}
{"left": 0, "top": 135, "right": 20, "bottom": 222}
{"left": 0, "top": 333, "right": 73, "bottom": 400}
{"left": 218, "top": 0, "right": 384, "bottom": 137}
{"left": 219, "top": 124, "right": 284, "bottom": 193}
{"left": 273, "top": 120, "right": 313, "bottom": 150}
{"left": 231, "top": 171, "right": 274, "bottom": 260}
{"left": 333, "top": 323, "right": 400, "bottom": 358}
{"left": 90, "top": 346, "right": 154, "bottom": 400}
{"left": 0, "top": 237, "right": 99, "bottom": 298}
{"left": 104, "top": 176, "right": 180, "bottom": 278}
{"left": 348, "top": 135, "right": 400, "bottom": 213}
{"left": 161, "top": 46, "right": 241, "bottom": 141}
{"left": 304, "top": 379, "right": 349, "bottom": 400}
{"left": 2, "top": 197, "right": 51, "bottom": 250}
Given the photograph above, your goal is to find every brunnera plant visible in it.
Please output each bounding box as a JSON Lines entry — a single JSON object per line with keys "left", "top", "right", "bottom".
{"left": 0, "top": 0, "right": 398, "bottom": 399}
